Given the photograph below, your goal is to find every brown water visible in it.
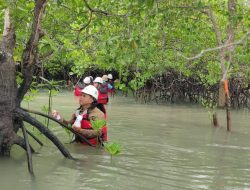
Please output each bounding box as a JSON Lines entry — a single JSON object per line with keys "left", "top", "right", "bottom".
{"left": 1, "top": 91, "right": 250, "bottom": 190}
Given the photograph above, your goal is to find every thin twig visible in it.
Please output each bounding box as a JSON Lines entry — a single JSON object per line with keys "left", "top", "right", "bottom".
{"left": 26, "top": 129, "right": 43, "bottom": 146}
{"left": 178, "top": 30, "right": 250, "bottom": 61}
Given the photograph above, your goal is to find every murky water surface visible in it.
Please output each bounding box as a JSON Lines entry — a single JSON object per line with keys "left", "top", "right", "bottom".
{"left": 1, "top": 92, "right": 250, "bottom": 190}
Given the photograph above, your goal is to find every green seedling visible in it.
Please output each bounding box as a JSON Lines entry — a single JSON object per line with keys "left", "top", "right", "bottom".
{"left": 39, "top": 77, "right": 62, "bottom": 128}
{"left": 103, "top": 142, "right": 121, "bottom": 160}
{"left": 200, "top": 97, "right": 218, "bottom": 125}
{"left": 41, "top": 105, "right": 49, "bottom": 126}
{"left": 90, "top": 119, "right": 106, "bottom": 131}
{"left": 90, "top": 118, "right": 106, "bottom": 147}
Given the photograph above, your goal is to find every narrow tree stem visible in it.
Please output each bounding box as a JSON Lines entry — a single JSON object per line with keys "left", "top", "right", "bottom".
{"left": 21, "top": 125, "right": 34, "bottom": 175}
{"left": 26, "top": 129, "right": 43, "bottom": 146}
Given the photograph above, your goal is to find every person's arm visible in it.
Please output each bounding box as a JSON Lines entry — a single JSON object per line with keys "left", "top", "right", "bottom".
{"left": 73, "top": 127, "right": 100, "bottom": 138}
{"left": 52, "top": 110, "right": 75, "bottom": 126}
{"left": 60, "top": 114, "right": 75, "bottom": 126}
{"left": 72, "top": 110, "right": 105, "bottom": 138}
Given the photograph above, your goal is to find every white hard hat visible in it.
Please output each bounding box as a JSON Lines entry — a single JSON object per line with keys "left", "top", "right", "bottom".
{"left": 102, "top": 75, "right": 108, "bottom": 82}
{"left": 93, "top": 77, "right": 103, "bottom": 84}
{"left": 81, "top": 85, "right": 98, "bottom": 100}
{"left": 83, "top": 77, "right": 91, "bottom": 84}
{"left": 107, "top": 74, "right": 113, "bottom": 79}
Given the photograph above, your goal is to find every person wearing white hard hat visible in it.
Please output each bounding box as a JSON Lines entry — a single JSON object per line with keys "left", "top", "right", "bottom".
{"left": 71, "top": 85, "right": 107, "bottom": 146}
{"left": 74, "top": 77, "right": 91, "bottom": 97}
{"left": 83, "top": 76, "right": 91, "bottom": 85}
{"left": 74, "top": 76, "right": 90, "bottom": 97}
{"left": 93, "top": 77, "right": 103, "bottom": 84}
{"left": 107, "top": 73, "right": 115, "bottom": 97}
{"left": 102, "top": 75, "right": 108, "bottom": 82}
{"left": 93, "top": 77, "right": 109, "bottom": 105}
{"left": 107, "top": 74, "right": 113, "bottom": 80}
{"left": 102, "top": 74, "right": 113, "bottom": 93}
{"left": 103, "top": 74, "right": 113, "bottom": 96}
{"left": 75, "top": 76, "right": 91, "bottom": 94}
{"left": 52, "top": 85, "right": 107, "bottom": 146}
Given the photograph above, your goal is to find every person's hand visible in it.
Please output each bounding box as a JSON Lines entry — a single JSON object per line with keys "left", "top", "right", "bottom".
{"left": 51, "top": 110, "right": 61, "bottom": 121}
{"left": 72, "top": 125, "right": 82, "bottom": 133}
{"left": 97, "top": 129, "right": 102, "bottom": 137}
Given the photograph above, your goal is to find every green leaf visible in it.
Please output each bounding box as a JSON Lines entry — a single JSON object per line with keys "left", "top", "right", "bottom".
{"left": 103, "top": 142, "right": 121, "bottom": 156}
{"left": 90, "top": 119, "right": 106, "bottom": 131}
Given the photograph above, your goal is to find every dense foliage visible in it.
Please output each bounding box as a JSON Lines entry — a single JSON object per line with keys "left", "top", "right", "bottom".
{"left": 1, "top": 0, "right": 250, "bottom": 104}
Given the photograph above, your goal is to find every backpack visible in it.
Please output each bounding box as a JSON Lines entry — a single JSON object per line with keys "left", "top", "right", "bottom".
{"left": 99, "top": 83, "right": 108, "bottom": 94}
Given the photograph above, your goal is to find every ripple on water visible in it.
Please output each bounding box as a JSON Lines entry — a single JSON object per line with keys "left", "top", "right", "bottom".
{"left": 12, "top": 95, "right": 250, "bottom": 190}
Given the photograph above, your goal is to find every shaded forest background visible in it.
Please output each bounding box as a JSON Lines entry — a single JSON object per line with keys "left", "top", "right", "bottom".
{"left": 1, "top": 0, "right": 250, "bottom": 108}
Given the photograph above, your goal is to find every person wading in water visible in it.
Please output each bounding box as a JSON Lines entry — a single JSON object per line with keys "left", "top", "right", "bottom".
{"left": 52, "top": 85, "right": 107, "bottom": 146}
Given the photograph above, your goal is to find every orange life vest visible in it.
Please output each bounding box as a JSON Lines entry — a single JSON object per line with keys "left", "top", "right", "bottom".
{"left": 74, "top": 85, "right": 82, "bottom": 96}
{"left": 97, "top": 84, "right": 109, "bottom": 104}
{"left": 80, "top": 113, "right": 107, "bottom": 145}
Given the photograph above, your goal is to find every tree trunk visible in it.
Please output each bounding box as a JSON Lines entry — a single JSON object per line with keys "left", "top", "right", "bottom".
{"left": 219, "top": 0, "right": 236, "bottom": 131}
{"left": 0, "top": 1, "right": 73, "bottom": 171}
{"left": 212, "top": 113, "right": 219, "bottom": 128}
{"left": 0, "top": 8, "right": 18, "bottom": 156}
{"left": 207, "top": 0, "right": 236, "bottom": 131}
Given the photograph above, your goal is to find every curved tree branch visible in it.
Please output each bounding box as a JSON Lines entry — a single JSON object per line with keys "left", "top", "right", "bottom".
{"left": 83, "top": 0, "right": 109, "bottom": 16}
{"left": 14, "top": 117, "right": 43, "bottom": 146}
{"left": 79, "top": 9, "right": 93, "bottom": 32}
{"left": 177, "top": 30, "right": 250, "bottom": 61}
{"left": 22, "top": 108, "right": 94, "bottom": 147}
{"left": 15, "top": 108, "right": 73, "bottom": 159}
{"left": 83, "top": 0, "right": 130, "bottom": 17}
{"left": 203, "top": 8, "right": 222, "bottom": 45}
{"left": 26, "top": 129, "right": 43, "bottom": 146}
{"left": 75, "top": 10, "right": 93, "bottom": 44}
